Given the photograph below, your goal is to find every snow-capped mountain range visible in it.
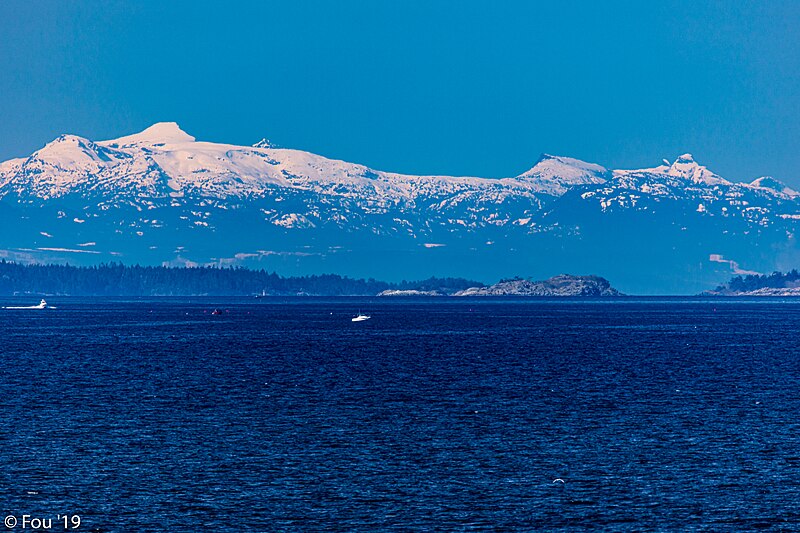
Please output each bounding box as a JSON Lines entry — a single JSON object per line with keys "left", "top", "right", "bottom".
{"left": 1, "top": 122, "right": 799, "bottom": 293}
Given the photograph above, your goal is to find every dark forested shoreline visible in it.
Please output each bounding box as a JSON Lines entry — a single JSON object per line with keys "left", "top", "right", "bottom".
{"left": 0, "top": 261, "right": 482, "bottom": 296}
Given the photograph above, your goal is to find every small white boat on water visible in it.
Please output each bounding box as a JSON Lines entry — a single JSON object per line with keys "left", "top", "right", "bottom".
{"left": 3, "top": 299, "right": 56, "bottom": 310}
{"left": 351, "top": 313, "right": 371, "bottom": 322}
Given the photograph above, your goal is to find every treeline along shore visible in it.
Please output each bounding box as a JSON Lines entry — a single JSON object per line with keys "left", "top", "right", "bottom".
{"left": 0, "top": 260, "right": 481, "bottom": 297}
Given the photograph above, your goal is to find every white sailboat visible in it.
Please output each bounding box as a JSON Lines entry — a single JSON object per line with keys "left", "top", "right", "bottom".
{"left": 3, "top": 299, "right": 56, "bottom": 310}
{"left": 351, "top": 312, "right": 371, "bottom": 322}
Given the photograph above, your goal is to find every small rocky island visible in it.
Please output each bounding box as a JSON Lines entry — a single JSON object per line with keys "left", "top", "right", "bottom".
{"left": 454, "top": 274, "right": 623, "bottom": 297}
{"left": 379, "top": 275, "right": 623, "bottom": 297}
{"left": 376, "top": 289, "right": 445, "bottom": 296}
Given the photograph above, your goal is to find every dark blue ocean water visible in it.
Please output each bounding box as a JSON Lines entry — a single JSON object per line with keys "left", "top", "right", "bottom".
{"left": 2, "top": 298, "right": 800, "bottom": 531}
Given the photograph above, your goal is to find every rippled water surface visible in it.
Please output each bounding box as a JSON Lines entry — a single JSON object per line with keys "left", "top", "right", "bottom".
{"left": 2, "top": 298, "right": 800, "bottom": 531}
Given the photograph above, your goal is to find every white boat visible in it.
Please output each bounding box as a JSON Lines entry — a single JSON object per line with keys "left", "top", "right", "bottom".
{"left": 3, "top": 299, "right": 56, "bottom": 310}
{"left": 351, "top": 313, "right": 371, "bottom": 322}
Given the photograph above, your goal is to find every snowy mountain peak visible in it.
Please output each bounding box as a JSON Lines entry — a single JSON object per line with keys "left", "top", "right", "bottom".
{"left": 41, "top": 134, "right": 93, "bottom": 151}
{"left": 667, "top": 153, "right": 699, "bottom": 175}
{"left": 522, "top": 154, "right": 607, "bottom": 179}
{"left": 253, "top": 138, "right": 275, "bottom": 149}
{"left": 529, "top": 153, "right": 606, "bottom": 172}
{"left": 534, "top": 153, "right": 560, "bottom": 164}
{"left": 33, "top": 134, "right": 121, "bottom": 165}
{"left": 750, "top": 176, "right": 799, "bottom": 197}
{"left": 618, "top": 153, "right": 730, "bottom": 186}
{"left": 515, "top": 154, "right": 607, "bottom": 195}
{"left": 666, "top": 153, "right": 729, "bottom": 185}
{"left": 102, "top": 122, "right": 195, "bottom": 146}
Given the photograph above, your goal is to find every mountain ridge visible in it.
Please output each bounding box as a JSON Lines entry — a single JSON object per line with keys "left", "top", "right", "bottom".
{"left": 2, "top": 123, "right": 788, "bottom": 201}
{"left": 2, "top": 122, "right": 800, "bottom": 294}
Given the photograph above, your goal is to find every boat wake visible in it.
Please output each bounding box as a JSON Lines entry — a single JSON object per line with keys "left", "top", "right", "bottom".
{"left": 2, "top": 299, "right": 56, "bottom": 310}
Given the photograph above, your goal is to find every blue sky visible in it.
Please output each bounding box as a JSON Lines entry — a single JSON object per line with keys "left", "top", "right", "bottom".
{"left": 1, "top": 0, "right": 798, "bottom": 183}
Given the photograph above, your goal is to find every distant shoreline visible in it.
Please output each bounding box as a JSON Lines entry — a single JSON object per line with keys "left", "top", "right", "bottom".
{"left": 702, "top": 270, "right": 800, "bottom": 297}
{"left": 0, "top": 261, "right": 622, "bottom": 298}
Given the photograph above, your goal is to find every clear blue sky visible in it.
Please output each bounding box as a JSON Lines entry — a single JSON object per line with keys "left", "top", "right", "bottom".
{"left": 1, "top": 0, "right": 798, "bottom": 183}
